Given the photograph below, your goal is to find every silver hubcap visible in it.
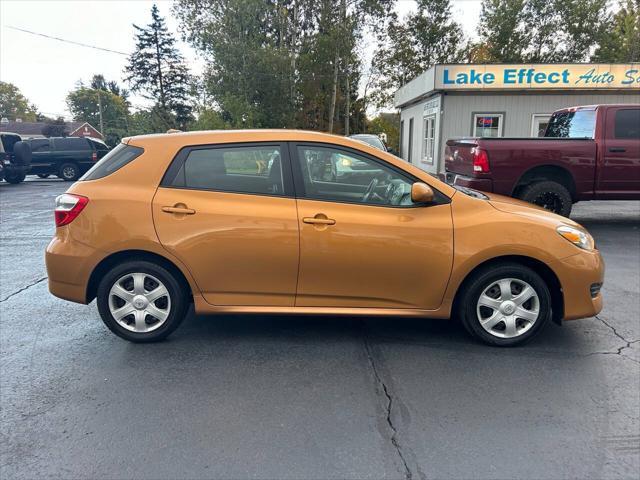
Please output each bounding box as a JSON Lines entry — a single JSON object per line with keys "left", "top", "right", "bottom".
{"left": 62, "top": 167, "right": 75, "bottom": 178}
{"left": 108, "top": 273, "right": 171, "bottom": 333}
{"left": 476, "top": 278, "right": 540, "bottom": 339}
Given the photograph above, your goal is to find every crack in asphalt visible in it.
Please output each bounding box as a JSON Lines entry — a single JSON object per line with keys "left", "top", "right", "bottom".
{"left": 588, "top": 315, "right": 640, "bottom": 364}
{"left": 363, "top": 335, "right": 413, "bottom": 480}
{"left": 0, "top": 277, "right": 47, "bottom": 303}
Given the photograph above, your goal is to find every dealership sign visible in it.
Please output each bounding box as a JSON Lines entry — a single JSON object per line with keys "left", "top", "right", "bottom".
{"left": 435, "top": 64, "right": 640, "bottom": 90}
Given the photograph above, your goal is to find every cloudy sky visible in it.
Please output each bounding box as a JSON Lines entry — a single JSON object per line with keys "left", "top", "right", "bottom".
{"left": 0, "top": 0, "right": 482, "bottom": 120}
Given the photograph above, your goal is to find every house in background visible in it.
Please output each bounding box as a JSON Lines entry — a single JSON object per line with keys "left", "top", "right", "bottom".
{"left": 0, "top": 119, "right": 103, "bottom": 140}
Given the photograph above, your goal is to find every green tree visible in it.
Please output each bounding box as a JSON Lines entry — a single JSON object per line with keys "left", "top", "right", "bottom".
{"left": 174, "top": 0, "right": 389, "bottom": 133}
{"left": 0, "top": 81, "right": 38, "bottom": 121}
{"left": 475, "top": 0, "right": 610, "bottom": 62}
{"left": 125, "top": 4, "right": 193, "bottom": 129}
{"left": 371, "top": 0, "right": 464, "bottom": 107}
{"left": 90, "top": 74, "right": 129, "bottom": 101}
{"left": 367, "top": 112, "right": 399, "bottom": 152}
{"left": 593, "top": 0, "right": 640, "bottom": 62}
{"left": 66, "top": 86, "right": 129, "bottom": 145}
{"left": 41, "top": 117, "right": 68, "bottom": 137}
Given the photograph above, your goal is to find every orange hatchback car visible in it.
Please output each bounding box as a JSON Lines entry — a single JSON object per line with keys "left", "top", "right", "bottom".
{"left": 46, "top": 130, "right": 604, "bottom": 346}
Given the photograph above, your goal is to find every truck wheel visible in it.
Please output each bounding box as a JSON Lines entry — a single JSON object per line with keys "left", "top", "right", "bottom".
{"left": 519, "top": 181, "right": 572, "bottom": 217}
{"left": 59, "top": 163, "right": 80, "bottom": 181}
{"left": 4, "top": 172, "right": 26, "bottom": 184}
{"left": 37, "top": 173, "right": 50, "bottom": 179}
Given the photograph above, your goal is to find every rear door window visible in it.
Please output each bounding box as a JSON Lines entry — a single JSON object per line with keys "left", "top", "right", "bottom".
{"left": 171, "top": 145, "right": 285, "bottom": 196}
{"left": 54, "top": 138, "right": 91, "bottom": 151}
{"left": 80, "top": 143, "right": 144, "bottom": 180}
{"left": 30, "top": 139, "right": 50, "bottom": 152}
{"left": 614, "top": 109, "right": 640, "bottom": 139}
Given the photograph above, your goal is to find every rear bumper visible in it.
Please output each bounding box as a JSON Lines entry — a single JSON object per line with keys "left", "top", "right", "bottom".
{"left": 444, "top": 172, "right": 493, "bottom": 192}
{"left": 45, "top": 234, "right": 99, "bottom": 304}
{"left": 556, "top": 250, "right": 605, "bottom": 320}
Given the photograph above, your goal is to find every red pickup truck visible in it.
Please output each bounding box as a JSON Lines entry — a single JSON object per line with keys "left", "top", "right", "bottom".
{"left": 444, "top": 104, "right": 640, "bottom": 216}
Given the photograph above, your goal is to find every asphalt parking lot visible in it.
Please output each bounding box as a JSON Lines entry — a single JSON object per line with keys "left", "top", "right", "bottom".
{"left": 1, "top": 178, "right": 639, "bottom": 480}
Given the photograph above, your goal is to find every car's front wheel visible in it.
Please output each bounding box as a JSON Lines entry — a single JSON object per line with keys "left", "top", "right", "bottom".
{"left": 96, "top": 260, "right": 189, "bottom": 342}
{"left": 459, "top": 263, "right": 551, "bottom": 346}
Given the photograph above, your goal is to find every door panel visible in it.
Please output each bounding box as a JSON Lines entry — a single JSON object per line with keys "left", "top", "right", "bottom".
{"left": 152, "top": 187, "right": 299, "bottom": 306}
{"left": 295, "top": 199, "right": 453, "bottom": 309}
{"left": 598, "top": 107, "right": 640, "bottom": 198}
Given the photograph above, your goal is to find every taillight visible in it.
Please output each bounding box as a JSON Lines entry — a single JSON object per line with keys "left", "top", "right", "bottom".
{"left": 92, "top": 152, "right": 97, "bottom": 161}
{"left": 472, "top": 148, "right": 490, "bottom": 173}
{"left": 55, "top": 194, "right": 89, "bottom": 227}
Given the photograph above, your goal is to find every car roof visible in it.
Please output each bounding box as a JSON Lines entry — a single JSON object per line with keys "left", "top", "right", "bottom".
{"left": 124, "top": 129, "right": 456, "bottom": 197}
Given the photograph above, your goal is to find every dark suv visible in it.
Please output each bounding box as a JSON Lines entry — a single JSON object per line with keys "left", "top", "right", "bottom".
{"left": 27, "top": 137, "right": 110, "bottom": 181}
{"left": 0, "top": 132, "right": 32, "bottom": 184}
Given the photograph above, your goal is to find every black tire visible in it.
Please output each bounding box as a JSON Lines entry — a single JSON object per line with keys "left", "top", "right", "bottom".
{"left": 458, "top": 262, "right": 552, "bottom": 347}
{"left": 519, "top": 180, "right": 572, "bottom": 217}
{"left": 37, "top": 173, "right": 50, "bottom": 179}
{"left": 4, "top": 172, "right": 26, "bottom": 184}
{"left": 58, "top": 162, "right": 80, "bottom": 181}
{"left": 96, "top": 260, "right": 189, "bottom": 343}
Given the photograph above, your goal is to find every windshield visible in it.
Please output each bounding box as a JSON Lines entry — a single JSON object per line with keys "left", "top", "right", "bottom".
{"left": 350, "top": 135, "right": 386, "bottom": 151}
{"left": 453, "top": 185, "right": 489, "bottom": 200}
{"left": 544, "top": 109, "right": 596, "bottom": 139}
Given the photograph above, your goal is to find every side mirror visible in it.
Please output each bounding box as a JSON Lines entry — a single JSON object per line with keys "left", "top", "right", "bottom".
{"left": 411, "top": 182, "right": 434, "bottom": 203}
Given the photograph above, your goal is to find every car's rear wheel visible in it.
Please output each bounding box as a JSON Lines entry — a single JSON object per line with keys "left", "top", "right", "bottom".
{"left": 96, "top": 261, "right": 189, "bottom": 342}
{"left": 58, "top": 162, "right": 80, "bottom": 181}
{"left": 459, "top": 263, "right": 551, "bottom": 346}
{"left": 519, "top": 180, "right": 572, "bottom": 217}
{"left": 37, "top": 173, "right": 50, "bottom": 179}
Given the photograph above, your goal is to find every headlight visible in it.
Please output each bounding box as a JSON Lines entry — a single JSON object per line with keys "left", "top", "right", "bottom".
{"left": 556, "top": 225, "right": 594, "bottom": 250}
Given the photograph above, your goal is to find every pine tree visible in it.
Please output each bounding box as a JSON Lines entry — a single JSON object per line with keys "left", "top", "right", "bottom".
{"left": 125, "top": 4, "right": 193, "bottom": 129}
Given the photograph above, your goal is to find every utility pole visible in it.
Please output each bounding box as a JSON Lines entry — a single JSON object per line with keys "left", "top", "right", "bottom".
{"left": 96, "top": 90, "right": 104, "bottom": 137}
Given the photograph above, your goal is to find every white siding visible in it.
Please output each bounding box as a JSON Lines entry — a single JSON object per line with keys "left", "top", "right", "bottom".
{"left": 436, "top": 91, "right": 640, "bottom": 172}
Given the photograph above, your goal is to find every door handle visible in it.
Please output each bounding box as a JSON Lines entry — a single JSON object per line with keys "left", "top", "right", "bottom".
{"left": 609, "top": 147, "right": 626, "bottom": 153}
{"left": 162, "top": 206, "right": 196, "bottom": 215}
{"left": 303, "top": 216, "right": 336, "bottom": 225}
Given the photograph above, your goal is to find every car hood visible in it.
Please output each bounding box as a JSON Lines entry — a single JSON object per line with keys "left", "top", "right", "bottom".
{"left": 485, "top": 192, "right": 582, "bottom": 228}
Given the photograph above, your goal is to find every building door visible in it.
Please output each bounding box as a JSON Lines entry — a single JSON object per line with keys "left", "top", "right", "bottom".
{"left": 408, "top": 118, "right": 414, "bottom": 163}
{"left": 531, "top": 114, "right": 551, "bottom": 137}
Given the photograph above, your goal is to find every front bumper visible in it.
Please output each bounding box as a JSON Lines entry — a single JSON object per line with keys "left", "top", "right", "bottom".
{"left": 444, "top": 172, "right": 493, "bottom": 192}
{"left": 556, "top": 249, "right": 605, "bottom": 320}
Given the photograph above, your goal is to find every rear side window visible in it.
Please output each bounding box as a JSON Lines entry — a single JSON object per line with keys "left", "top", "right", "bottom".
{"left": 614, "top": 109, "right": 640, "bottom": 139}
{"left": 545, "top": 109, "right": 596, "bottom": 138}
{"left": 30, "top": 139, "right": 50, "bottom": 152}
{"left": 80, "top": 143, "right": 143, "bottom": 181}
{"left": 171, "top": 145, "right": 284, "bottom": 196}
{"left": 54, "top": 137, "right": 91, "bottom": 151}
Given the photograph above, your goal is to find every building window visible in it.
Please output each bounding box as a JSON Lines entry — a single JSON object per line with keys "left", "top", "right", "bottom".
{"left": 408, "top": 118, "right": 414, "bottom": 163}
{"left": 531, "top": 114, "right": 551, "bottom": 137}
{"left": 422, "top": 114, "right": 436, "bottom": 164}
{"left": 473, "top": 113, "right": 503, "bottom": 137}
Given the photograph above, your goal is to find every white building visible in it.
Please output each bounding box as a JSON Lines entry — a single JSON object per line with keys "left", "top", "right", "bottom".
{"left": 394, "top": 63, "right": 640, "bottom": 174}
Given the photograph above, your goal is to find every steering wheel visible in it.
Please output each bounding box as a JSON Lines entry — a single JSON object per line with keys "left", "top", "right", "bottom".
{"left": 362, "top": 177, "right": 379, "bottom": 203}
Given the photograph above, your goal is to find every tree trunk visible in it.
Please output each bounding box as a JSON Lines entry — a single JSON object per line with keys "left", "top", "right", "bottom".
{"left": 154, "top": 30, "right": 166, "bottom": 110}
{"left": 344, "top": 73, "right": 350, "bottom": 136}
{"left": 328, "top": 51, "right": 338, "bottom": 133}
